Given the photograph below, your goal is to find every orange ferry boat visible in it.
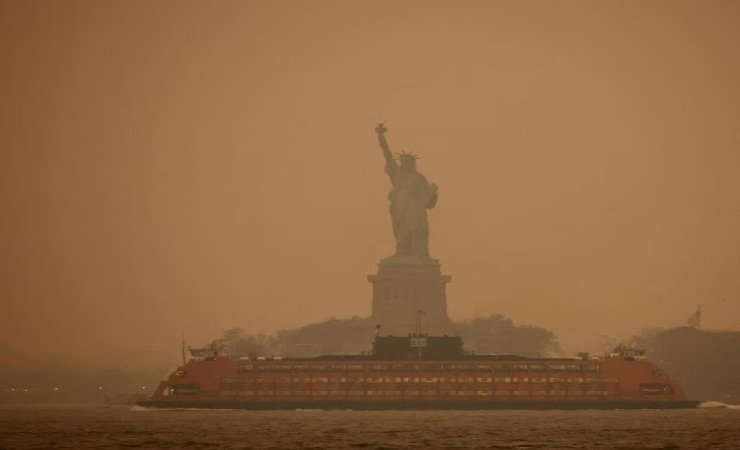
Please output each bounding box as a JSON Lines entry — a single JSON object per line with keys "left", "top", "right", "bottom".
{"left": 139, "top": 333, "right": 696, "bottom": 409}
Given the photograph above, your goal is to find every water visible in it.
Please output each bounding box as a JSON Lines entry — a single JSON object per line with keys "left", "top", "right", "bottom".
{"left": 1, "top": 403, "right": 738, "bottom": 449}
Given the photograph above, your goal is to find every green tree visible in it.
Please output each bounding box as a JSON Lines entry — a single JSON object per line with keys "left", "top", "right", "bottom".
{"left": 454, "top": 314, "right": 562, "bottom": 357}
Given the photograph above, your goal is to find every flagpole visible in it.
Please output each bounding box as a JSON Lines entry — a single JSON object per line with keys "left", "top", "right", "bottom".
{"left": 697, "top": 305, "right": 701, "bottom": 330}
{"left": 416, "top": 309, "right": 426, "bottom": 360}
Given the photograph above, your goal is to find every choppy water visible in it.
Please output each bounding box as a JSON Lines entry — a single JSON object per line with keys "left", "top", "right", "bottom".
{"left": 0, "top": 403, "right": 738, "bottom": 449}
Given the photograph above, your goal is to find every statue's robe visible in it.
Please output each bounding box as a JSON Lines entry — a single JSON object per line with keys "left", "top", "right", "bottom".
{"left": 385, "top": 161, "right": 438, "bottom": 259}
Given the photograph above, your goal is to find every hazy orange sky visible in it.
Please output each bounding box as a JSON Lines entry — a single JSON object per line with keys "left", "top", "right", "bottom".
{"left": 2, "top": 0, "right": 739, "bottom": 371}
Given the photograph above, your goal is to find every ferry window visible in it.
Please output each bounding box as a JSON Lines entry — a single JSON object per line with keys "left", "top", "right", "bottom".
{"left": 548, "top": 365, "right": 566, "bottom": 372}
{"left": 294, "top": 365, "right": 311, "bottom": 372}
{"left": 493, "top": 365, "right": 511, "bottom": 373}
{"left": 330, "top": 365, "right": 346, "bottom": 371}
{"left": 474, "top": 365, "right": 492, "bottom": 371}
{"left": 549, "top": 377, "right": 567, "bottom": 383}
{"left": 585, "top": 377, "right": 602, "bottom": 383}
{"left": 531, "top": 377, "right": 548, "bottom": 383}
{"left": 312, "top": 365, "right": 328, "bottom": 371}
{"left": 346, "top": 364, "right": 365, "bottom": 371}
{"left": 512, "top": 364, "right": 528, "bottom": 372}
{"left": 584, "top": 365, "right": 600, "bottom": 372}
{"left": 568, "top": 377, "right": 585, "bottom": 383}
{"left": 494, "top": 377, "right": 511, "bottom": 383}
{"left": 529, "top": 365, "right": 547, "bottom": 372}
{"left": 390, "top": 364, "right": 406, "bottom": 371}
{"left": 565, "top": 364, "right": 582, "bottom": 372}
{"left": 370, "top": 364, "right": 387, "bottom": 371}
{"left": 604, "top": 378, "right": 619, "bottom": 383}
{"left": 172, "top": 384, "right": 199, "bottom": 395}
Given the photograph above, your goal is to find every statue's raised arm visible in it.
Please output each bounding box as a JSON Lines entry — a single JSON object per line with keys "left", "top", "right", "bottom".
{"left": 375, "top": 123, "right": 396, "bottom": 167}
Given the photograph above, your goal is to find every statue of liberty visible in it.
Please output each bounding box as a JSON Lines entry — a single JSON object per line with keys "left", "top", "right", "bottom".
{"left": 375, "top": 123, "right": 438, "bottom": 262}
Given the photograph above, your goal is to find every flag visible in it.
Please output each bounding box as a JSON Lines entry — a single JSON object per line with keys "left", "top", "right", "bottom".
{"left": 686, "top": 305, "right": 701, "bottom": 329}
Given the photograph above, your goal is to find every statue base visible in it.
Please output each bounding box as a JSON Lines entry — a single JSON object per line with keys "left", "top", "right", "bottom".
{"left": 367, "top": 257, "right": 453, "bottom": 336}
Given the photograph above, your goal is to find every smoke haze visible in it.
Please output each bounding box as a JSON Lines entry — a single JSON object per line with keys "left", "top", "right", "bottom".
{"left": 1, "top": 0, "right": 739, "bottom": 371}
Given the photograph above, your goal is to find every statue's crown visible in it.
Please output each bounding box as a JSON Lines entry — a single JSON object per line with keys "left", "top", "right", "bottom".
{"left": 395, "top": 151, "right": 420, "bottom": 160}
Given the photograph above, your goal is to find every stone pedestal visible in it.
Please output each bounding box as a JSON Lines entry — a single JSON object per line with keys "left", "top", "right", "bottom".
{"left": 368, "top": 259, "right": 453, "bottom": 335}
